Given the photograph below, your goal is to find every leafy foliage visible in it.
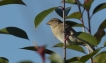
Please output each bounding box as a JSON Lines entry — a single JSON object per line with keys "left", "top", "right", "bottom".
{"left": 32, "top": 0, "right": 106, "bottom": 62}
{"left": 0, "top": 0, "right": 106, "bottom": 63}
{"left": 49, "top": 53, "right": 63, "bottom": 63}
{"left": 65, "top": 21, "right": 84, "bottom": 27}
{"left": 34, "top": 7, "right": 57, "bottom": 28}
{"left": 20, "top": 46, "right": 54, "bottom": 54}
{"left": 78, "top": 48, "right": 100, "bottom": 63}
{"left": 0, "top": 0, "right": 26, "bottom": 6}
{"left": 74, "top": 32, "right": 97, "bottom": 46}
{"left": 93, "top": 51, "right": 106, "bottom": 63}
{"left": 66, "top": 57, "right": 80, "bottom": 62}
{"left": 0, "top": 27, "right": 29, "bottom": 40}
{"left": 18, "top": 61, "right": 33, "bottom": 63}
{"left": 64, "top": 0, "right": 77, "bottom": 4}
{"left": 66, "top": 12, "right": 82, "bottom": 20}
{"left": 53, "top": 43, "right": 86, "bottom": 53}
{"left": 83, "top": 0, "right": 94, "bottom": 11}
{"left": 71, "top": 61, "right": 84, "bottom": 63}
{"left": 103, "top": 41, "right": 106, "bottom": 47}
{"left": 55, "top": 7, "right": 71, "bottom": 18}
{"left": 94, "top": 19, "right": 106, "bottom": 45}
{"left": 93, "top": 3, "right": 106, "bottom": 14}
{"left": 0, "top": 57, "right": 9, "bottom": 63}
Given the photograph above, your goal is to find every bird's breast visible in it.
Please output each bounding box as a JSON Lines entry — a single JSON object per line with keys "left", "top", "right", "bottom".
{"left": 50, "top": 25, "right": 77, "bottom": 45}
{"left": 50, "top": 25, "right": 64, "bottom": 42}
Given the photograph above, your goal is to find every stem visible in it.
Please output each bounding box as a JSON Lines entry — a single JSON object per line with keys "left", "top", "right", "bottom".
{"left": 87, "top": 10, "right": 94, "bottom": 63}
{"left": 75, "top": 0, "right": 85, "bottom": 32}
{"left": 87, "top": 11, "right": 91, "bottom": 34}
{"left": 62, "top": 0, "right": 66, "bottom": 63}
{"left": 76, "top": 0, "right": 93, "bottom": 63}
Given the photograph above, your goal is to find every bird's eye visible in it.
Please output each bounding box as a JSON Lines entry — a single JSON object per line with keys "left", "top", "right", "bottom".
{"left": 51, "top": 20, "right": 53, "bottom": 22}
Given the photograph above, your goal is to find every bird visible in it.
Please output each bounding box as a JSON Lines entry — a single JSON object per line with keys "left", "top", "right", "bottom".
{"left": 46, "top": 18, "right": 95, "bottom": 53}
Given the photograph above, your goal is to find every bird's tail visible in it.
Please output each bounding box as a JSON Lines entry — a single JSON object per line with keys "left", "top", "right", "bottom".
{"left": 84, "top": 43, "right": 95, "bottom": 53}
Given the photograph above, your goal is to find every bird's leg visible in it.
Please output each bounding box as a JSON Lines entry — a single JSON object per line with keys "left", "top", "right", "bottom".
{"left": 63, "top": 35, "right": 69, "bottom": 48}
{"left": 64, "top": 35, "right": 69, "bottom": 42}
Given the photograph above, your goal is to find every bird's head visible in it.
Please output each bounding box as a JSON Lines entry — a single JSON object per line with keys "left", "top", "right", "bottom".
{"left": 46, "top": 18, "right": 62, "bottom": 25}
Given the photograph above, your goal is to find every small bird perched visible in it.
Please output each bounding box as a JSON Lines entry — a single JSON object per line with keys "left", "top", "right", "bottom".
{"left": 46, "top": 18, "right": 95, "bottom": 53}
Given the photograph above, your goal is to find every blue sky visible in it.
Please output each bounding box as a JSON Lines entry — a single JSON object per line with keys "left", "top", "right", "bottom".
{"left": 0, "top": 0, "right": 106, "bottom": 63}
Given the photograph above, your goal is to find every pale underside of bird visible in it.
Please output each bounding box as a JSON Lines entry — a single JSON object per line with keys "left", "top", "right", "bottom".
{"left": 46, "top": 18, "right": 95, "bottom": 53}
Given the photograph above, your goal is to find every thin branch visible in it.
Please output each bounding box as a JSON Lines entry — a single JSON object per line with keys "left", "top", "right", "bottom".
{"left": 75, "top": 0, "right": 93, "bottom": 63}
{"left": 87, "top": 11, "right": 91, "bottom": 34}
{"left": 75, "top": 0, "right": 85, "bottom": 32}
{"left": 62, "top": 0, "right": 66, "bottom": 63}
{"left": 87, "top": 10, "right": 94, "bottom": 63}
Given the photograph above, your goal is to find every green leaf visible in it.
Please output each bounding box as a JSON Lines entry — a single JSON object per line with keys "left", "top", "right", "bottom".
{"left": 34, "top": 7, "right": 56, "bottom": 28}
{"left": 20, "top": 46, "right": 54, "bottom": 54}
{"left": 103, "top": 41, "right": 106, "bottom": 47}
{"left": 18, "top": 61, "right": 33, "bottom": 63}
{"left": 79, "top": 48, "right": 100, "bottom": 63}
{"left": 65, "top": 0, "right": 76, "bottom": 4}
{"left": 98, "top": 19, "right": 106, "bottom": 29}
{"left": 65, "top": 0, "right": 82, "bottom": 6}
{"left": 49, "top": 53, "right": 63, "bottom": 63}
{"left": 0, "top": 27, "right": 29, "bottom": 40}
{"left": 66, "top": 57, "right": 80, "bottom": 63}
{"left": 83, "top": 0, "right": 94, "bottom": 10}
{"left": 93, "top": 51, "right": 106, "bottom": 63}
{"left": 55, "top": 7, "right": 71, "bottom": 18}
{"left": 94, "top": 19, "right": 106, "bottom": 45}
{"left": 0, "top": 57, "right": 9, "bottom": 63}
{"left": 66, "top": 12, "right": 81, "bottom": 20}
{"left": 0, "top": 0, "right": 26, "bottom": 6}
{"left": 53, "top": 43, "right": 86, "bottom": 54}
{"left": 74, "top": 32, "right": 98, "bottom": 46}
{"left": 71, "top": 61, "right": 84, "bottom": 63}
{"left": 93, "top": 3, "right": 106, "bottom": 14}
{"left": 65, "top": 20, "right": 84, "bottom": 27}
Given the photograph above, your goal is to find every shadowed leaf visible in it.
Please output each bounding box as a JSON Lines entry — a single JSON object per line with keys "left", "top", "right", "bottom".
{"left": 93, "top": 3, "right": 106, "bottom": 14}
{"left": 79, "top": 48, "right": 100, "bottom": 63}
{"left": 104, "top": 41, "right": 106, "bottom": 47}
{"left": 37, "top": 46, "right": 45, "bottom": 63}
{"left": 74, "top": 32, "right": 97, "bottom": 46}
{"left": 49, "top": 53, "right": 63, "bottom": 63}
{"left": 66, "top": 57, "right": 80, "bottom": 63}
{"left": 84, "top": 0, "right": 89, "bottom": 3}
{"left": 55, "top": 7, "right": 71, "bottom": 18}
{"left": 53, "top": 43, "right": 86, "bottom": 53}
{"left": 83, "top": 0, "right": 94, "bottom": 10}
{"left": 34, "top": 7, "right": 56, "bottom": 28}
{"left": 71, "top": 61, "right": 84, "bottom": 63}
{"left": 94, "top": 29, "right": 105, "bottom": 45}
{"left": 65, "top": 0, "right": 76, "bottom": 4}
{"left": 93, "top": 51, "right": 106, "bottom": 63}
{"left": 0, "top": 0, "right": 26, "bottom": 6}
{"left": 20, "top": 46, "right": 54, "bottom": 54}
{"left": 66, "top": 12, "right": 81, "bottom": 20}
{"left": 0, "top": 27, "right": 29, "bottom": 40}
{"left": 0, "top": 57, "right": 9, "bottom": 63}
{"left": 94, "top": 19, "right": 106, "bottom": 45}
{"left": 64, "top": 0, "right": 82, "bottom": 6}
{"left": 18, "top": 61, "right": 33, "bottom": 63}
{"left": 65, "top": 20, "right": 84, "bottom": 27}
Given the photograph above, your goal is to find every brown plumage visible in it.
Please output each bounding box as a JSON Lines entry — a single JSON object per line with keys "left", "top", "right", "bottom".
{"left": 46, "top": 18, "right": 95, "bottom": 53}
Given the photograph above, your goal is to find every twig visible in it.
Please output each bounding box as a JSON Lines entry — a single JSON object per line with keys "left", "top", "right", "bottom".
{"left": 87, "top": 10, "right": 93, "bottom": 63}
{"left": 87, "top": 11, "right": 91, "bottom": 34}
{"left": 75, "top": 0, "right": 93, "bottom": 63}
{"left": 33, "top": 41, "right": 38, "bottom": 49}
{"left": 75, "top": 0, "right": 85, "bottom": 32}
{"left": 62, "top": 0, "right": 66, "bottom": 63}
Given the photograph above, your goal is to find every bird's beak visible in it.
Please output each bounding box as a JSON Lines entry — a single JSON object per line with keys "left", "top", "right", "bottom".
{"left": 46, "top": 22, "right": 50, "bottom": 25}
